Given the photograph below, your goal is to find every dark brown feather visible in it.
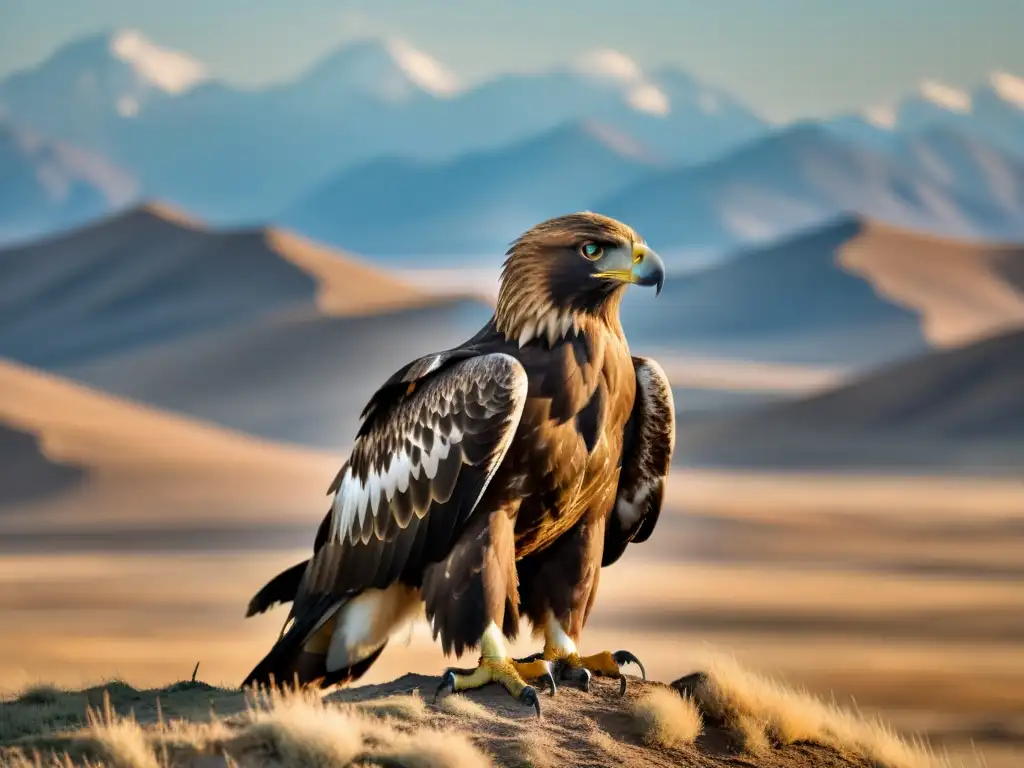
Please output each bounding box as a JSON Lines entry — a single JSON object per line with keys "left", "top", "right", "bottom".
{"left": 602, "top": 356, "right": 676, "bottom": 567}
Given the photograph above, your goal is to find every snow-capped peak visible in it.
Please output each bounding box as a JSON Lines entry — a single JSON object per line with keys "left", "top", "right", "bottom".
{"left": 109, "top": 29, "right": 207, "bottom": 94}
{"left": 569, "top": 49, "right": 670, "bottom": 117}
{"left": 382, "top": 38, "right": 460, "bottom": 97}
{"left": 863, "top": 104, "right": 897, "bottom": 129}
{"left": 989, "top": 70, "right": 1024, "bottom": 109}
{"left": 918, "top": 78, "right": 972, "bottom": 113}
{"left": 571, "top": 49, "right": 644, "bottom": 83}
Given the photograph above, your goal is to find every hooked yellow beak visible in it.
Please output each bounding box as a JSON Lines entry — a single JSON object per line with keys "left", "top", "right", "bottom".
{"left": 592, "top": 242, "right": 666, "bottom": 296}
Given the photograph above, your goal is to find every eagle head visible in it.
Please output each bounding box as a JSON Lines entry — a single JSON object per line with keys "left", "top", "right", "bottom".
{"left": 495, "top": 212, "right": 665, "bottom": 347}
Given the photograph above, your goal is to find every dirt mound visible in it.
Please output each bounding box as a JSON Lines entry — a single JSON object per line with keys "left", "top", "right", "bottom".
{"left": 1, "top": 659, "right": 946, "bottom": 768}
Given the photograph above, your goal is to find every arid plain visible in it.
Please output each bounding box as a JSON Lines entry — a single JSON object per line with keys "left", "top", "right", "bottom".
{"left": 2, "top": 207, "right": 1024, "bottom": 766}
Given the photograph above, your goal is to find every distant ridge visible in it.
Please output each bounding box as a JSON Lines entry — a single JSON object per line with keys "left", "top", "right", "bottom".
{"left": 0, "top": 32, "right": 765, "bottom": 223}
{"left": 0, "top": 202, "right": 433, "bottom": 369}
{"left": 683, "top": 327, "right": 1024, "bottom": 471}
{"left": 281, "top": 118, "right": 664, "bottom": 258}
{"left": 623, "top": 214, "right": 1024, "bottom": 367}
{"left": 597, "top": 122, "right": 1024, "bottom": 254}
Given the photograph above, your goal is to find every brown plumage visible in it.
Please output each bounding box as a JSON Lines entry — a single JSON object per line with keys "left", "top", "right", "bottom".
{"left": 243, "top": 212, "right": 674, "bottom": 697}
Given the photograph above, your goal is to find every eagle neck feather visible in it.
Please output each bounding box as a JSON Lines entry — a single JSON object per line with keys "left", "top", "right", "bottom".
{"left": 495, "top": 268, "right": 625, "bottom": 349}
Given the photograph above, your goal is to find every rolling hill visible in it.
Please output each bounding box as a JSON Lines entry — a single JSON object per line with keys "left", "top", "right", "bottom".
{"left": 0, "top": 357, "right": 336, "bottom": 554}
{"left": 683, "top": 327, "right": 1024, "bottom": 472}
{"left": 0, "top": 120, "right": 137, "bottom": 245}
{"left": 281, "top": 120, "right": 663, "bottom": 258}
{"left": 0, "top": 200, "right": 492, "bottom": 449}
{"left": 0, "top": 422, "right": 85, "bottom": 507}
{"left": 65, "top": 298, "right": 494, "bottom": 448}
{"left": 0, "top": 203, "right": 427, "bottom": 369}
{"left": 621, "top": 216, "right": 1024, "bottom": 367}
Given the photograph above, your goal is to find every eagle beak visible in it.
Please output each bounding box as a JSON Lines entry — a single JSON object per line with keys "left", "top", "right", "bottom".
{"left": 631, "top": 243, "right": 665, "bottom": 296}
{"left": 592, "top": 243, "right": 666, "bottom": 296}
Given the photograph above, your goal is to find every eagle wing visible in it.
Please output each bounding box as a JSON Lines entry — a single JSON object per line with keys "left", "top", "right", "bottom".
{"left": 602, "top": 356, "right": 675, "bottom": 567}
{"left": 292, "top": 351, "right": 528, "bottom": 620}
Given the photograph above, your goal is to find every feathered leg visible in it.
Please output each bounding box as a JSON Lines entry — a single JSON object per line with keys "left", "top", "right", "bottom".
{"left": 425, "top": 503, "right": 555, "bottom": 716}
{"left": 517, "top": 511, "right": 646, "bottom": 695}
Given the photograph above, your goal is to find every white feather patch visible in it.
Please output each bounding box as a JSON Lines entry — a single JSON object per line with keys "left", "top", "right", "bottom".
{"left": 330, "top": 353, "right": 529, "bottom": 544}
{"left": 326, "top": 584, "right": 422, "bottom": 671}
{"left": 331, "top": 421, "right": 466, "bottom": 541}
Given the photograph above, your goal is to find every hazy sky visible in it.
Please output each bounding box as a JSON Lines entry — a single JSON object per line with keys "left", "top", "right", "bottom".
{"left": 1, "top": 0, "right": 1020, "bottom": 122}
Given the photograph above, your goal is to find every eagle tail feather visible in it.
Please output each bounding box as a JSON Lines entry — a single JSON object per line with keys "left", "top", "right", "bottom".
{"left": 242, "top": 593, "right": 391, "bottom": 691}
{"left": 245, "top": 560, "right": 309, "bottom": 618}
{"left": 242, "top": 595, "right": 341, "bottom": 690}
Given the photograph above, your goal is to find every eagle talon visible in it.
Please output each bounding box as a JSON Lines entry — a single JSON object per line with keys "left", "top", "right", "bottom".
{"left": 615, "top": 672, "right": 627, "bottom": 697}
{"left": 433, "top": 670, "right": 456, "bottom": 704}
{"left": 520, "top": 685, "right": 542, "bottom": 718}
{"left": 512, "top": 657, "right": 558, "bottom": 696}
{"left": 538, "top": 668, "right": 558, "bottom": 696}
{"left": 612, "top": 650, "right": 646, "bottom": 680}
{"left": 559, "top": 665, "right": 591, "bottom": 692}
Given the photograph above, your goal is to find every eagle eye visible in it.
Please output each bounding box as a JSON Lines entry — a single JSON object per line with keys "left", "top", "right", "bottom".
{"left": 579, "top": 242, "right": 603, "bottom": 261}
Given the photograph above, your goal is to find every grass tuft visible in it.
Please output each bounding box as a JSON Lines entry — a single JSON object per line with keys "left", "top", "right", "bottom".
{"left": 435, "top": 694, "right": 495, "bottom": 721}
{"left": 372, "top": 727, "right": 493, "bottom": 768}
{"left": 631, "top": 686, "right": 703, "bottom": 749}
{"left": 228, "top": 686, "right": 362, "bottom": 768}
{"left": 84, "top": 693, "right": 159, "bottom": 768}
{"left": 687, "top": 653, "right": 951, "bottom": 768}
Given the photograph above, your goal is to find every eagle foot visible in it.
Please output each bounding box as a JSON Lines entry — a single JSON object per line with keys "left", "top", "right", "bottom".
{"left": 432, "top": 657, "right": 544, "bottom": 717}
{"left": 548, "top": 650, "right": 646, "bottom": 696}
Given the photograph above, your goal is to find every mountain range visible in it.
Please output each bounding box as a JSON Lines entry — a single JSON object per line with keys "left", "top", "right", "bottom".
{"left": 282, "top": 116, "right": 1024, "bottom": 261}
{"left": 0, "top": 31, "right": 766, "bottom": 224}
{"left": 823, "top": 72, "right": 1024, "bottom": 156}
{"left": 597, "top": 122, "right": 1024, "bottom": 257}
{"left": 280, "top": 120, "right": 664, "bottom": 259}
{"left": 2, "top": 29, "right": 1024, "bottom": 266}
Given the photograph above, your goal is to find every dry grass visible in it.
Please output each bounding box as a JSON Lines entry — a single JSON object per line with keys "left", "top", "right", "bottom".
{"left": 348, "top": 693, "right": 428, "bottom": 723}
{"left": 686, "top": 652, "right": 951, "bottom": 768}
{"left": 630, "top": 687, "right": 703, "bottom": 749}
{"left": 2, "top": 683, "right": 495, "bottom": 768}
{"left": 509, "top": 729, "right": 557, "bottom": 768}
{"left": 84, "top": 695, "right": 159, "bottom": 768}
{"left": 229, "top": 686, "right": 363, "bottom": 767}
{"left": 372, "top": 727, "right": 493, "bottom": 768}
{"left": 2, "top": 658, "right": 973, "bottom": 768}
{"left": 436, "top": 694, "right": 496, "bottom": 721}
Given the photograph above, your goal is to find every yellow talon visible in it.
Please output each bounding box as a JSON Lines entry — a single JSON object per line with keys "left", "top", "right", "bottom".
{"left": 577, "top": 651, "right": 621, "bottom": 677}
{"left": 513, "top": 658, "right": 558, "bottom": 690}
{"left": 454, "top": 657, "right": 527, "bottom": 697}
{"left": 542, "top": 647, "right": 646, "bottom": 695}
{"left": 433, "top": 625, "right": 547, "bottom": 716}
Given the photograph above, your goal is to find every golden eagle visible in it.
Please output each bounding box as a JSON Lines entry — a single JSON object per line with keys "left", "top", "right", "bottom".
{"left": 243, "top": 212, "right": 675, "bottom": 715}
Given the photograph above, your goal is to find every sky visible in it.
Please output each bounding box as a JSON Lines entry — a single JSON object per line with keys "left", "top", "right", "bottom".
{"left": 1, "top": 0, "right": 1021, "bottom": 122}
